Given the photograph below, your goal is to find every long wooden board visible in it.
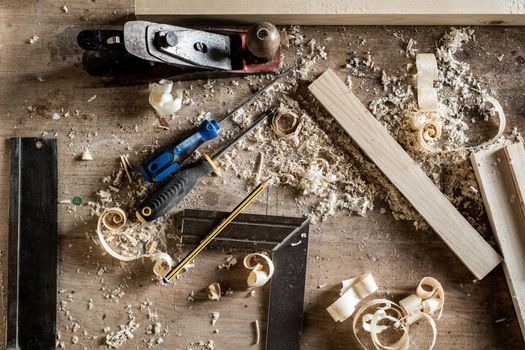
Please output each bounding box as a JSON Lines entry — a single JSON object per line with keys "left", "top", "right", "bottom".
{"left": 135, "top": 0, "right": 525, "bottom": 25}
{"left": 471, "top": 143, "right": 525, "bottom": 340}
{"left": 308, "top": 69, "right": 501, "bottom": 280}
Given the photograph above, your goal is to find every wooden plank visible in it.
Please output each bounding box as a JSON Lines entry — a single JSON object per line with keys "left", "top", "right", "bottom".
{"left": 503, "top": 143, "right": 525, "bottom": 223}
{"left": 471, "top": 143, "right": 525, "bottom": 341}
{"left": 308, "top": 69, "right": 501, "bottom": 280}
{"left": 135, "top": 0, "right": 525, "bottom": 25}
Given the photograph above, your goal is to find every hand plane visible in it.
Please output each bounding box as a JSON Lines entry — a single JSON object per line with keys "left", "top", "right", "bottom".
{"left": 77, "top": 21, "right": 281, "bottom": 84}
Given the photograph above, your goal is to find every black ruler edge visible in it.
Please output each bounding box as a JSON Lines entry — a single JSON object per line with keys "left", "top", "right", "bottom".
{"left": 266, "top": 219, "right": 310, "bottom": 350}
{"left": 7, "top": 137, "right": 58, "bottom": 350}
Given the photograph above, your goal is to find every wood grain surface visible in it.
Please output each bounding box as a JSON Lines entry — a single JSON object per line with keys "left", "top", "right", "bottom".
{"left": 471, "top": 143, "right": 525, "bottom": 341}
{"left": 1, "top": 1, "right": 525, "bottom": 349}
{"left": 136, "top": 0, "right": 525, "bottom": 25}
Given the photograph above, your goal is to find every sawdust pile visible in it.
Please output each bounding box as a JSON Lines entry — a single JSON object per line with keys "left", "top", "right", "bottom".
{"left": 226, "top": 95, "right": 375, "bottom": 222}
{"left": 223, "top": 27, "right": 521, "bottom": 231}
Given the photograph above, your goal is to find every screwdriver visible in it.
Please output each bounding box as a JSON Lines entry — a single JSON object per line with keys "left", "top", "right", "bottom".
{"left": 136, "top": 106, "right": 277, "bottom": 223}
{"left": 141, "top": 66, "right": 294, "bottom": 183}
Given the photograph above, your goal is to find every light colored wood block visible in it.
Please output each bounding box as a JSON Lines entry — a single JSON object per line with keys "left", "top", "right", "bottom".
{"left": 135, "top": 0, "right": 525, "bottom": 25}
{"left": 309, "top": 68, "right": 501, "bottom": 280}
{"left": 471, "top": 143, "right": 525, "bottom": 341}
{"left": 502, "top": 143, "right": 525, "bottom": 224}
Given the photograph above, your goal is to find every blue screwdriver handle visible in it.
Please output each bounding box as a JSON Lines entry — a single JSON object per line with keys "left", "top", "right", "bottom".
{"left": 141, "top": 119, "right": 220, "bottom": 183}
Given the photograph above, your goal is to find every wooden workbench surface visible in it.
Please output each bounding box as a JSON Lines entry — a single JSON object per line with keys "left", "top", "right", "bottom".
{"left": 1, "top": 1, "right": 524, "bottom": 349}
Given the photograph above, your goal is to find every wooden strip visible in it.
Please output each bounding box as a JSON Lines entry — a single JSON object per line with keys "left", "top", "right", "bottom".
{"left": 308, "top": 69, "right": 501, "bottom": 280}
{"left": 471, "top": 144, "right": 525, "bottom": 341}
{"left": 502, "top": 143, "right": 525, "bottom": 224}
{"left": 135, "top": 0, "right": 525, "bottom": 26}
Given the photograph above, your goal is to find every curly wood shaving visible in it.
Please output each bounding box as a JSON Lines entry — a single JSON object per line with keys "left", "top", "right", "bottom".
{"left": 207, "top": 282, "right": 221, "bottom": 301}
{"left": 416, "top": 96, "right": 506, "bottom": 153}
{"left": 411, "top": 112, "right": 443, "bottom": 152}
{"left": 370, "top": 309, "right": 410, "bottom": 350}
{"left": 420, "top": 120, "right": 442, "bottom": 142}
{"left": 416, "top": 54, "right": 439, "bottom": 112}
{"left": 327, "top": 273, "right": 378, "bottom": 322}
{"left": 243, "top": 253, "right": 274, "bottom": 288}
{"left": 271, "top": 109, "right": 302, "bottom": 139}
{"left": 96, "top": 207, "right": 173, "bottom": 278}
{"left": 352, "top": 299, "right": 408, "bottom": 350}
{"left": 469, "top": 96, "right": 507, "bottom": 149}
{"left": 409, "top": 276, "right": 445, "bottom": 320}
{"left": 322, "top": 275, "right": 445, "bottom": 350}
{"left": 149, "top": 79, "right": 182, "bottom": 116}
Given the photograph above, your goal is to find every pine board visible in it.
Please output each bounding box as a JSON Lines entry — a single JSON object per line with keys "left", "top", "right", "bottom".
{"left": 471, "top": 143, "right": 525, "bottom": 341}
{"left": 135, "top": 0, "right": 525, "bottom": 25}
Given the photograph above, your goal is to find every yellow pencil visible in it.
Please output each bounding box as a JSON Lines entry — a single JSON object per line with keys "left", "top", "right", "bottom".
{"left": 162, "top": 179, "right": 269, "bottom": 284}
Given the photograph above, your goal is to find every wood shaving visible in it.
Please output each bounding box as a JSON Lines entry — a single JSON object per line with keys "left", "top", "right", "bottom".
{"left": 353, "top": 299, "right": 409, "bottom": 350}
{"left": 334, "top": 276, "right": 446, "bottom": 350}
{"left": 416, "top": 53, "right": 439, "bottom": 112}
{"left": 105, "top": 305, "right": 140, "bottom": 349}
{"left": 217, "top": 254, "right": 237, "bottom": 270}
{"left": 28, "top": 35, "right": 39, "bottom": 44}
{"left": 414, "top": 96, "right": 506, "bottom": 153}
{"left": 207, "top": 283, "right": 221, "bottom": 301}
{"left": 96, "top": 207, "right": 173, "bottom": 278}
{"left": 405, "top": 38, "right": 417, "bottom": 58}
{"left": 80, "top": 148, "right": 93, "bottom": 161}
{"left": 271, "top": 109, "right": 302, "bottom": 139}
{"left": 254, "top": 320, "right": 260, "bottom": 345}
{"left": 210, "top": 312, "right": 219, "bottom": 326}
{"left": 119, "top": 154, "right": 133, "bottom": 183}
{"left": 243, "top": 253, "right": 274, "bottom": 288}
{"left": 327, "top": 273, "right": 378, "bottom": 322}
{"left": 399, "top": 277, "right": 445, "bottom": 324}
{"left": 149, "top": 79, "right": 182, "bottom": 116}
{"left": 249, "top": 152, "right": 264, "bottom": 186}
